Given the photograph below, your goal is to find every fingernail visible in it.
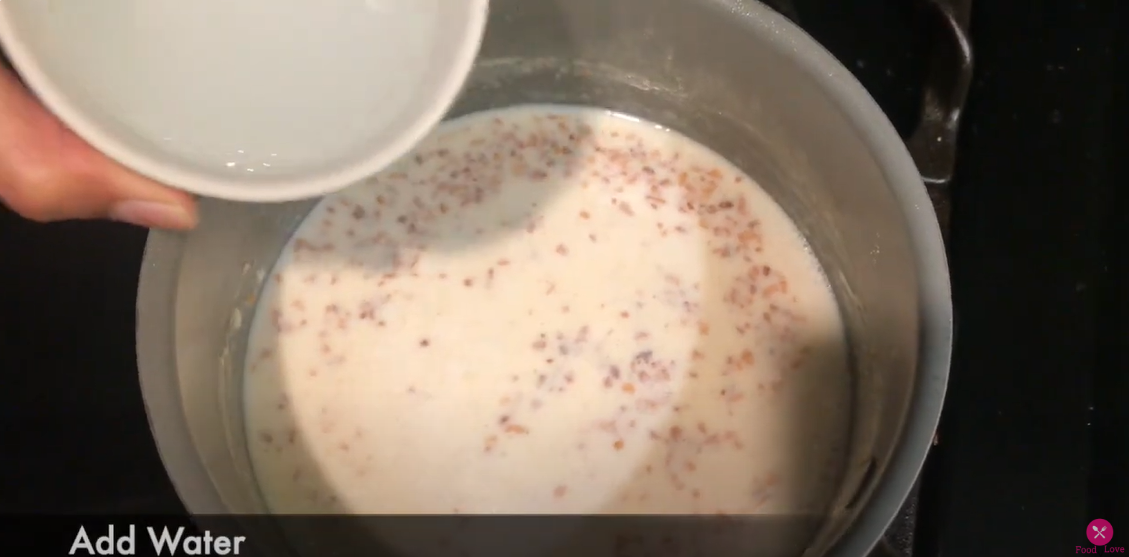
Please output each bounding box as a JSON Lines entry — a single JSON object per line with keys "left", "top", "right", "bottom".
{"left": 109, "top": 200, "right": 196, "bottom": 230}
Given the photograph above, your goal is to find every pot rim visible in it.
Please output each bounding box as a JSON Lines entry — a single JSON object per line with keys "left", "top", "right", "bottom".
{"left": 719, "top": 0, "right": 952, "bottom": 554}
{"left": 137, "top": 1, "right": 952, "bottom": 555}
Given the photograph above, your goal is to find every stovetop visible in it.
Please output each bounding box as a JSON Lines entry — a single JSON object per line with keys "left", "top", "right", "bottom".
{"left": 1, "top": 1, "right": 1125, "bottom": 556}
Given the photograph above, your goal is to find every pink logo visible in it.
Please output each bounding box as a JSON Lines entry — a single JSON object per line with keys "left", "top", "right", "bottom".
{"left": 1087, "top": 519, "right": 1113, "bottom": 546}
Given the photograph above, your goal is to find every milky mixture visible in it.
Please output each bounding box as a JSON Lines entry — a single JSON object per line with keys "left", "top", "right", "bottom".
{"left": 242, "top": 106, "right": 851, "bottom": 518}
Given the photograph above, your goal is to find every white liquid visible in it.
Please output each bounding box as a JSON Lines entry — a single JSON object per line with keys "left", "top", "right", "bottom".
{"left": 243, "top": 106, "right": 851, "bottom": 519}
{"left": 18, "top": 0, "right": 438, "bottom": 177}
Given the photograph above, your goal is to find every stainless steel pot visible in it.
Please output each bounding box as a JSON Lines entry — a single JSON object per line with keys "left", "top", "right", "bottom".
{"left": 136, "top": 0, "right": 954, "bottom": 555}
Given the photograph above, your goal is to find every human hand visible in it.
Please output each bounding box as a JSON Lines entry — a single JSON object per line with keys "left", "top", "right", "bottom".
{"left": 0, "top": 65, "right": 197, "bottom": 230}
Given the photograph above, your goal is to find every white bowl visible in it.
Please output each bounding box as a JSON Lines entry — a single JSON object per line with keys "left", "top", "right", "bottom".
{"left": 0, "top": 0, "right": 488, "bottom": 202}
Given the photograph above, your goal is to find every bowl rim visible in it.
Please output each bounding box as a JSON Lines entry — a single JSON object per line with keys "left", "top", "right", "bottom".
{"left": 0, "top": 0, "right": 490, "bottom": 202}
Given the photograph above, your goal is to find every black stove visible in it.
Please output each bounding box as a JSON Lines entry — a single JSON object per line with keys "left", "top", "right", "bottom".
{"left": 1, "top": 1, "right": 1125, "bottom": 556}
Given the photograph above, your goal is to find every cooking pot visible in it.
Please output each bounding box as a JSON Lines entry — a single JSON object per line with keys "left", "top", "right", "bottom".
{"left": 135, "top": 0, "right": 958, "bottom": 555}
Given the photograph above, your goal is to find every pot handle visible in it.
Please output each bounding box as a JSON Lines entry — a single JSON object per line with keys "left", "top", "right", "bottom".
{"left": 904, "top": 0, "right": 973, "bottom": 244}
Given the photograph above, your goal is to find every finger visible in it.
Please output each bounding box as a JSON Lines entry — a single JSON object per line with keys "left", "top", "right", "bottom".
{"left": 0, "top": 66, "right": 197, "bottom": 229}
{"left": 99, "top": 156, "right": 200, "bottom": 231}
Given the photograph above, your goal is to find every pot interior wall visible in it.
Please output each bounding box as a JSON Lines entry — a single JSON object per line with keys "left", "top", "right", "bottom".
{"left": 161, "top": 0, "right": 921, "bottom": 555}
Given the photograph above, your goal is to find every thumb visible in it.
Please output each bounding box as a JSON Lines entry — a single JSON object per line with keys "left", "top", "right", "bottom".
{"left": 0, "top": 65, "right": 197, "bottom": 229}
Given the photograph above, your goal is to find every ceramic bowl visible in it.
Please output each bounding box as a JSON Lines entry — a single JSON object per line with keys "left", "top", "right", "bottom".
{"left": 0, "top": 0, "right": 488, "bottom": 201}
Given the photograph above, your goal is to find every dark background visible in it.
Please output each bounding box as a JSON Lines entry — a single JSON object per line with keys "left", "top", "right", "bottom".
{"left": 0, "top": 0, "right": 1124, "bottom": 556}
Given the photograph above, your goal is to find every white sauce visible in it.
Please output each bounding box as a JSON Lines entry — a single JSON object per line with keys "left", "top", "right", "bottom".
{"left": 243, "top": 106, "right": 850, "bottom": 523}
